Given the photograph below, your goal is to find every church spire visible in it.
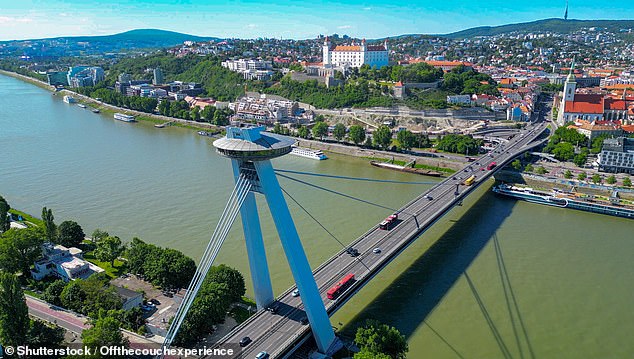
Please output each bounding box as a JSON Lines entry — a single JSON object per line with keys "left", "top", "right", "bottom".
{"left": 564, "top": 0, "right": 569, "bottom": 20}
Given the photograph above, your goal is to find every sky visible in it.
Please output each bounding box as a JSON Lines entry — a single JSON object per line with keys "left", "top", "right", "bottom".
{"left": 1, "top": 0, "right": 633, "bottom": 41}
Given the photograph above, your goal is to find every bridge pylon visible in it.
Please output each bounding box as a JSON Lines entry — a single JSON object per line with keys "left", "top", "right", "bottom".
{"left": 213, "top": 126, "right": 337, "bottom": 354}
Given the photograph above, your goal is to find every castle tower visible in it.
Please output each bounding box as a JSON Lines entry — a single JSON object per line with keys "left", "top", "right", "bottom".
{"left": 323, "top": 36, "right": 331, "bottom": 67}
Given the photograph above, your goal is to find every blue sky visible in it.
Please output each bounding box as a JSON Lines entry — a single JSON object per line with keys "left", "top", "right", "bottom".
{"left": 1, "top": 0, "right": 633, "bottom": 41}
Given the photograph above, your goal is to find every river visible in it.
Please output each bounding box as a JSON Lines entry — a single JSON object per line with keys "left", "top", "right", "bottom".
{"left": 1, "top": 74, "right": 632, "bottom": 358}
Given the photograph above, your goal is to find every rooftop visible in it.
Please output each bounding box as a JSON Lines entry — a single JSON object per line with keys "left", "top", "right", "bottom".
{"left": 213, "top": 126, "right": 294, "bottom": 160}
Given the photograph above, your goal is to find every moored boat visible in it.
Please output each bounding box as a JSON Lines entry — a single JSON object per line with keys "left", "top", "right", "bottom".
{"left": 114, "top": 113, "right": 136, "bottom": 122}
{"left": 290, "top": 146, "right": 328, "bottom": 160}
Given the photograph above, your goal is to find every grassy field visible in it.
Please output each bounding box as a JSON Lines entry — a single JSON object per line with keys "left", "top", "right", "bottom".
{"left": 9, "top": 209, "right": 44, "bottom": 227}
{"left": 82, "top": 252, "right": 127, "bottom": 278}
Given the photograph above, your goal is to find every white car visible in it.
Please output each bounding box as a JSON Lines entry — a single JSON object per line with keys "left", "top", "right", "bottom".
{"left": 373, "top": 248, "right": 381, "bottom": 254}
{"left": 292, "top": 289, "right": 300, "bottom": 297}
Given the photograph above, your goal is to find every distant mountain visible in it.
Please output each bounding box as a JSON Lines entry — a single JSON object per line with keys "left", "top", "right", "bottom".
{"left": 442, "top": 18, "right": 634, "bottom": 39}
{"left": 1, "top": 29, "right": 219, "bottom": 51}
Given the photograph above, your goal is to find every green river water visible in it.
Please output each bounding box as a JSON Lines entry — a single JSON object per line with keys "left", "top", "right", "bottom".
{"left": 0, "top": 74, "right": 632, "bottom": 358}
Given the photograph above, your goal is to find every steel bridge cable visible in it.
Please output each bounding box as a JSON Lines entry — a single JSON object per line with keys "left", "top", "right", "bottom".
{"left": 276, "top": 173, "right": 415, "bottom": 216}
{"left": 275, "top": 169, "right": 441, "bottom": 185}
{"left": 281, "top": 186, "right": 371, "bottom": 272}
{"left": 167, "top": 178, "right": 251, "bottom": 348}
{"left": 163, "top": 176, "right": 252, "bottom": 349}
{"left": 164, "top": 177, "right": 248, "bottom": 347}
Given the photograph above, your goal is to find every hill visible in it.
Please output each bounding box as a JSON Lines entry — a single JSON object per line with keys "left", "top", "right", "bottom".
{"left": 1, "top": 29, "right": 218, "bottom": 52}
{"left": 442, "top": 18, "right": 634, "bottom": 39}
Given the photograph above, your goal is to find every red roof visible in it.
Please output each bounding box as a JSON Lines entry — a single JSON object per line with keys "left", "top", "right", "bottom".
{"left": 622, "top": 124, "right": 634, "bottom": 133}
{"left": 333, "top": 45, "right": 361, "bottom": 51}
{"left": 564, "top": 94, "right": 604, "bottom": 114}
{"left": 605, "top": 99, "right": 627, "bottom": 110}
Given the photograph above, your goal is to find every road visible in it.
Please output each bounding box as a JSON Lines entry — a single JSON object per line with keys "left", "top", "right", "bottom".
{"left": 210, "top": 121, "right": 548, "bottom": 359}
{"left": 25, "top": 295, "right": 89, "bottom": 334}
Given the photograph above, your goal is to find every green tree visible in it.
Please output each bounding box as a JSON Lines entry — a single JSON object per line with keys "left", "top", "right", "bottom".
{"left": 95, "top": 236, "right": 125, "bottom": 266}
{"left": 41, "top": 280, "right": 66, "bottom": 307}
{"left": 60, "top": 280, "right": 87, "bottom": 312}
{"left": 174, "top": 282, "right": 231, "bottom": 346}
{"left": 373, "top": 125, "right": 393, "bottom": 150}
{"left": 190, "top": 106, "right": 201, "bottom": 122}
{"left": 396, "top": 130, "right": 416, "bottom": 151}
{"left": 348, "top": 125, "right": 366, "bottom": 145}
{"left": 333, "top": 123, "right": 346, "bottom": 142}
{"left": 57, "top": 220, "right": 85, "bottom": 248}
{"left": 121, "top": 307, "right": 146, "bottom": 332}
{"left": 0, "top": 195, "right": 10, "bottom": 233}
{"left": 91, "top": 228, "right": 110, "bottom": 243}
{"left": 312, "top": 121, "right": 328, "bottom": 140}
{"left": 27, "top": 319, "right": 65, "bottom": 348}
{"left": 524, "top": 163, "right": 534, "bottom": 173}
{"left": 42, "top": 207, "right": 56, "bottom": 243}
{"left": 354, "top": 319, "right": 408, "bottom": 359}
{"left": 552, "top": 142, "right": 575, "bottom": 161}
{"left": 0, "top": 227, "right": 44, "bottom": 275}
{"left": 592, "top": 174, "right": 602, "bottom": 184}
{"left": 578, "top": 172, "right": 587, "bottom": 181}
{"left": 573, "top": 152, "right": 588, "bottom": 167}
{"left": 606, "top": 175, "right": 617, "bottom": 185}
{"left": 354, "top": 349, "right": 392, "bottom": 359}
{"left": 564, "top": 170, "right": 573, "bottom": 179}
{"left": 0, "top": 272, "right": 30, "bottom": 347}
{"left": 82, "top": 315, "right": 129, "bottom": 353}
{"left": 298, "top": 125, "right": 310, "bottom": 139}
{"left": 125, "top": 237, "right": 152, "bottom": 276}
{"left": 536, "top": 166, "right": 548, "bottom": 175}
{"left": 511, "top": 159, "right": 522, "bottom": 171}
{"left": 623, "top": 177, "right": 632, "bottom": 187}
{"left": 205, "top": 264, "right": 246, "bottom": 303}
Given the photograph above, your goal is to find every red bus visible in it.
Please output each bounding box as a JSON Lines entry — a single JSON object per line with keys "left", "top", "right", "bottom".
{"left": 487, "top": 162, "right": 497, "bottom": 170}
{"left": 379, "top": 214, "right": 398, "bottom": 230}
{"left": 327, "top": 273, "right": 356, "bottom": 300}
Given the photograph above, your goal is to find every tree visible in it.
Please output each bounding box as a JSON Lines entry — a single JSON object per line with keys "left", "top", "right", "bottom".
{"left": 348, "top": 125, "right": 366, "bottom": 145}
{"left": 121, "top": 307, "right": 146, "bottom": 332}
{"left": 0, "top": 227, "right": 44, "bottom": 275}
{"left": 573, "top": 152, "right": 587, "bottom": 167}
{"left": 552, "top": 142, "right": 575, "bottom": 161}
{"left": 333, "top": 123, "right": 346, "bottom": 142}
{"left": 396, "top": 130, "right": 416, "bottom": 151}
{"left": 312, "top": 121, "right": 328, "bottom": 140}
{"left": 298, "top": 125, "right": 310, "bottom": 139}
{"left": 0, "top": 272, "right": 30, "bottom": 347}
{"left": 373, "top": 125, "right": 393, "bottom": 150}
{"left": 578, "top": 172, "right": 587, "bottom": 181}
{"left": 592, "top": 174, "right": 602, "bottom": 184}
{"left": 57, "top": 220, "right": 85, "bottom": 248}
{"left": 0, "top": 195, "right": 10, "bottom": 233}
{"left": 41, "top": 207, "right": 56, "bottom": 243}
{"left": 190, "top": 106, "right": 201, "bottom": 121}
{"left": 125, "top": 237, "right": 152, "bottom": 276}
{"left": 91, "top": 228, "right": 110, "bottom": 243}
{"left": 82, "top": 315, "right": 129, "bottom": 352}
{"left": 95, "top": 236, "right": 125, "bottom": 266}
{"left": 564, "top": 170, "right": 573, "bottom": 179}
{"left": 174, "top": 282, "right": 231, "bottom": 346}
{"left": 354, "top": 349, "right": 392, "bottom": 359}
{"left": 205, "top": 264, "right": 246, "bottom": 303}
{"left": 536, "top": 166, "right": 548, "bottom": 175}
{"left": 354, "top": 319, "right": 408, "bottom": 359}
{"left": 27, "top": 319, "right": 64, "bottom": 348}
{"left": 42, "top": 280, "right": 66, "bottom": 307}
{"left": 623, "top": 177, "right": 632, "bottom": 187}
{"left": 524, "top": 163, "right": 534, "bottom": 172}
{"left": 511, "top": 159, "right": 522, "bottom": 171}
{"left": 606, "top": 175, "right": 617, "bottom": 185}
{"left": 60, "top": 280, "right": 87, "bottom": 312}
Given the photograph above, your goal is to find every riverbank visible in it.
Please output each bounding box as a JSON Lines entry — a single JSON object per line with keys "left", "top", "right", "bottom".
{"left": 0, "top": 70, "right": 223, "bottom": 132}
{"left": 296, "top": 138, "right": 462, "bottom": 173}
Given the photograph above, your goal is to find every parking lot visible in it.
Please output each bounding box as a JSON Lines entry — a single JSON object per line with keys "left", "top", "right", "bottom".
{"left": 110, "top": 275, "right": 183, "bottom": 336}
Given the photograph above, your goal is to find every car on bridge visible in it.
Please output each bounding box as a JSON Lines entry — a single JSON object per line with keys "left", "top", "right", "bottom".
{"left": 292, "top": 289, "right": 300, "bottom": 297}
{"left": 379, "top": 214, "right": 398, "bottom": 230}
{"left": 239, "top": 336, "right": 252, "bottom": 347}
{"left": 255, "top": 351, "right": 270, "bottom": 359}
{"left": 327, "top": 273, "right": 356, "bottom": 300}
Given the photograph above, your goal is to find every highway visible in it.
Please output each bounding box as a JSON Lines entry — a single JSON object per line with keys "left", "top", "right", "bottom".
{"left": 211, "top": 120, "right": 549, "bottom": 359}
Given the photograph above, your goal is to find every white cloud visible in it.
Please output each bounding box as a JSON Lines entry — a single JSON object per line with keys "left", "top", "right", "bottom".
{"left": 363, "top": 7, "right": 372, "bottom": 11}
{"left": 0, "top": 16, "right": 33, "bottom": 24}
{"left": 337, "top": 25, "right": 352, "bottom": 29}
{"left": 247, "top": 23, "right": 258, "bottom": 29}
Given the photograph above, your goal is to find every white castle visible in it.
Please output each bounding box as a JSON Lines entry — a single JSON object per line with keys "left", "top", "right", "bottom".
{"left": 322, "top": 36, "right": 389, "bottom": 69}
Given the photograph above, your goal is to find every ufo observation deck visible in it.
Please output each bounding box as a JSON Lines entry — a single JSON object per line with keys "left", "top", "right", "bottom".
{"left": 213, "top": 126, "right": 295, "bottom": 161}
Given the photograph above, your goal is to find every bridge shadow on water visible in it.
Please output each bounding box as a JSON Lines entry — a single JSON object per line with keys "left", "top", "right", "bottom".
{"left": 339, "top": 191, "right": 536, "bottom": 359}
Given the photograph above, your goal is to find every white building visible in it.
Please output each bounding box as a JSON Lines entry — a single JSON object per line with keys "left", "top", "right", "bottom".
{"left": 31, "top": 243, "right": 104, "bottom": 282}
{"left": 322, "top": 37, "right": 389, "bottom": 69}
